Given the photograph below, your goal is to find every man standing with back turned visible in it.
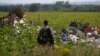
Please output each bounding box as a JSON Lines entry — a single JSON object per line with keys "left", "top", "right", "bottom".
{"left": 37, "top": 20, "right": 54, "bottom": 48}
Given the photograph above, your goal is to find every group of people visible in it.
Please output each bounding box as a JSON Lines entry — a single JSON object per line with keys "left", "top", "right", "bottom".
{"left": 61, "top": 20, "right": 100, "bottom": 44}
{"left": 0, "top": 11, "right": 100, "bottom": 48}
{"left": 37, "top": 20, "right": 100, "bottom": 48}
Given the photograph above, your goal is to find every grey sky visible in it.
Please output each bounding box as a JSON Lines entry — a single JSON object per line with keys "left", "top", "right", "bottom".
{"left": 0, "top": 0, "right": 99, "bottom": 4}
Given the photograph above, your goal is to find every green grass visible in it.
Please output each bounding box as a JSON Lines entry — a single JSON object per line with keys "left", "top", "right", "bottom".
{"left": 0, "top": 12, "right": 100, "bottom": 56}
{"left": 25, "top": 12, "right": 100, "bottom": 30}
{"left": 0, "top": 12, "right": 100, "bottom": 30}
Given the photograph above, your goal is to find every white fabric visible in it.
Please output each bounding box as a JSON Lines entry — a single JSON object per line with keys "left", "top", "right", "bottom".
{"left": 69, "top": 34, "right": 79, "bottom": 44}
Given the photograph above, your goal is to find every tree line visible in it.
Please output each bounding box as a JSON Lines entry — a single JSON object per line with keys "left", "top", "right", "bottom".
{"left": 0, "top": 1, "right": 100, "bottom": 12}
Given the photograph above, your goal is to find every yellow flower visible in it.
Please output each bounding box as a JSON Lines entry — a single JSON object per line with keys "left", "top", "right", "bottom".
{"left": 54, "top": 45, "right": 60, "bottom": 49}
{"left": 64, "top": 48, "right": 69, "bottom": 52}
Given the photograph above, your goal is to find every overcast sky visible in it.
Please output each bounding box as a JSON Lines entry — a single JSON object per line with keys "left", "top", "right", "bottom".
{"left": 0, "top": 0, "right": 99, "bottom": 4}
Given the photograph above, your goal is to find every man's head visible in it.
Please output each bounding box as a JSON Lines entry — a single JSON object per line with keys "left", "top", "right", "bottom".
{"left": 44, "top": 20, "right": 48, "bottom": 26}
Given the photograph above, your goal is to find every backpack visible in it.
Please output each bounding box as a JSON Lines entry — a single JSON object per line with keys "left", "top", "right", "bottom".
{"left": 37, "top": 27, "right": 53, "bottom": 44}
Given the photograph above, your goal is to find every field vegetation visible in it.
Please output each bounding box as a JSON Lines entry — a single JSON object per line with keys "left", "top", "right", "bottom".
{"left": 0, "top": 12, "right": 100, "bottom": 56}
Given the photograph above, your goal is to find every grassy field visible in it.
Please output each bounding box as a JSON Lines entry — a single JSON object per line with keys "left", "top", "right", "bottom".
{"left": 0, "top": 12, "right": 100, "bottom": 30}
{"left": 26, "top": 12, "right": 100, "bottom": 30}
{"left": 0, "top": 12, "right": 100, "bottom": 56}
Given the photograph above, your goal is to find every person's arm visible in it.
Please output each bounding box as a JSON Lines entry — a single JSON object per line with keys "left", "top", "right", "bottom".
{"left": 37, "top": 28, "right": 42, "bottom": 42}
{"left": 50, "top": 27, "right": 56, "bottom": 34}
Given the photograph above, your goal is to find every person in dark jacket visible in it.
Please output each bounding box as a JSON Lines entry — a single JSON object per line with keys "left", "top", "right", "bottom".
{"left": 37, "top": 20, "right": 54, "bottom": 47}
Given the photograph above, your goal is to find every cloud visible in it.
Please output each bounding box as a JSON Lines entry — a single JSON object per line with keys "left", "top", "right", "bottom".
{"left": 0, "top": 0, "right": 99, "bottom": 4}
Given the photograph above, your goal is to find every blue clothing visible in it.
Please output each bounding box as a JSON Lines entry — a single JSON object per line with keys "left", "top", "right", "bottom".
{"left": 61, "top": 33, "right": 68, "bottom": 43}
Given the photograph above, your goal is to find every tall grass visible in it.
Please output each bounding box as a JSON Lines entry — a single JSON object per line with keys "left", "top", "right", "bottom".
{"left": 0, "top": 12, "right": 100, "bottom": 56}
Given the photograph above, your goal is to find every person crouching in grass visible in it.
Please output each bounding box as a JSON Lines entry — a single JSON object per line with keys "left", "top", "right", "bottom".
{"left": 60, "top": 28, "right": 68, "bottom": 44}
